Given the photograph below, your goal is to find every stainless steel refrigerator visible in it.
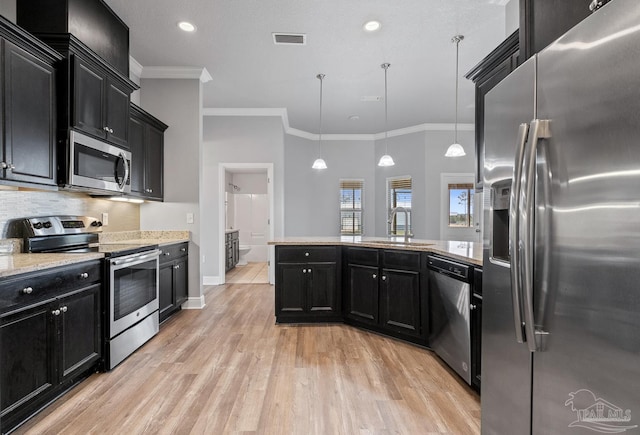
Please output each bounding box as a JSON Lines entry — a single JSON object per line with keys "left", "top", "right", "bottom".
{"left": 482, "top": 1, "right": 640, "bottom": 433}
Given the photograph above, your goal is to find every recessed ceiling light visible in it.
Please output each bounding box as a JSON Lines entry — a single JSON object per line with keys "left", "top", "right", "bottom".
{"left": 178, "top": 21, "right": 197, "bottom": 32}
{"left": 363, "top": 20, "right": 381, "bottom": 32}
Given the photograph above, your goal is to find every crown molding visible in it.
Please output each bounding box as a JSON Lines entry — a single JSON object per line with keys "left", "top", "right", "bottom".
{"left": 203, "top": 107, "right": 474, "bottom": 140}
{"left": 129, "top": 56, "right": 143, "bottom": 80}
{"left": 141, "top": 66, "right": 213, "bottom": 83}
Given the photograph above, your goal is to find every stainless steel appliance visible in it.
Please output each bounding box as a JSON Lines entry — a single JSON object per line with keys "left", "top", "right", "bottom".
{"left": 18, "top": 215, "right": 160, "bottom": 371}
{"left": 483, "top": 1, "right": 640, "bottom": 433}
{"left": 62, "top": 130, "right": 131, "bottom": 194}
{"left": 427, "top": 255, "right": 472, "bottom": 385}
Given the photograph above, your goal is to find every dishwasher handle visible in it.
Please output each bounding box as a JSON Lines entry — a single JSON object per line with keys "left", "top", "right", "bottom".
{"left": 427, "top": 256, "right": 471, "bottom": 282}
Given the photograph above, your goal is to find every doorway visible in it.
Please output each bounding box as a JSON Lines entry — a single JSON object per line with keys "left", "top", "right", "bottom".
{"left": 218, "top": 163, "right": 274, "bottom": 284}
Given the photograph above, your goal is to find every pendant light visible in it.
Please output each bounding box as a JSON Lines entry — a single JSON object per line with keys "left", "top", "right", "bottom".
{"left": 445, "top": 35, "right": 466, "bottom": 157}
{"left": 378, "top": 63, "right": 395, "bottom": 167}
{"left": 312, "top": 73, "right": 328, "bottom": 169}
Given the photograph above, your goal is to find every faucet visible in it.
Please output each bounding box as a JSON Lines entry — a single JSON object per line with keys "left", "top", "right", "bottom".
{"left": 388, "top": 206, "right": 414, "bottom": 242}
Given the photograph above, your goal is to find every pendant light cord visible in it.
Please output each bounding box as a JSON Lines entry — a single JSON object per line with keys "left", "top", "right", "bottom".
{"left": 382, "top": 63, "right": 390, "bottom": 153}
{"left": 317, "top": 73, "right": 325, "bottom": 157}
{"left": 452, "top": 35, "right": 463, "bottom": 144}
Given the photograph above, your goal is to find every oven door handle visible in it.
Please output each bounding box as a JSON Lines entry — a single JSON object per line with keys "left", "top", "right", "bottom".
{"left": 111, "top": 249, "right": 161, "bottom": 266}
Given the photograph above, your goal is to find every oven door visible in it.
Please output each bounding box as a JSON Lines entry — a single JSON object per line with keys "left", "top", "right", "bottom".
{"left": 109, "top": 249, "right": 160, "bottom": 338}
{"left": 69, "top": 130, "right": 131, "bottom": 194}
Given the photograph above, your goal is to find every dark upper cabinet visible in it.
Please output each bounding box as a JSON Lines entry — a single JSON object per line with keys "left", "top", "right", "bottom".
{"left": 0, "top": 17, "right": 62, "bottom": 189}
{"left": 519, "top": 0, "right": 591, "bottom": 61}
{"left": 465, "top": 31, "right": 519, "bottom": 189}
{"left": 73, "top": 57, "right": 130, "bottom": 148}
{"left": 129, "top": 104, "right": 167, "bottom": 201}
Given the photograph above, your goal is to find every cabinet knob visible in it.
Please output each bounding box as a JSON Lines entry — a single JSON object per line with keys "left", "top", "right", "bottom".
{"left": 372, "top": 274, "right": 377, "bottom": 279}
{"left": 180, "top": 248, "right": 186, "bottom": 252}
{"left": 79, "top": 272, "right": 89, "bottom": 279}
{"left": 302, "top": 269, "right": 307, "bottom": 273}
{"left": 52, "top": 309, "right": 61, "bottom": 316}
{"left": 8, "top": 164, "right": 15, "bottom": 170}
{"left": 0, "top": 162, "right": 6, "bottom": 169}
{"left": 382, "top": 276, "right": 387, "bottom": 281}
{"left": 165, "top": 252, "right": 171, "bottom": 256}
{"left": 103, "top": 126, "right": 110, "bottom": 132}
{"left": 60, "top": 306, "right": 68, "bottom": 313}
{"left": 304, "top": 252, "right": 309, "bottom": 257}
{"left": 174, "top": 265, "right": 180, "bottom": 269}
{"left": 22, "top": 286, "right": 33, "bottom": 294}
{"left": 470, "top": 304, "right": 477, "bottom": 310}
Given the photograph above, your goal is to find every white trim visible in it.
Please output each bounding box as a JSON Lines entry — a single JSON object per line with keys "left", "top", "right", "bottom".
{"left": 141, "top": 66, "right": 213, "bottom": 83}
{"left": 203, "top": 275, "right": 222, "bottom": 286}
{"left": 218, "top": 163, "right": 276, "bottom": 285}
{"left": 203, "top": 107, "right": 473, "bottom": 140}
{"left": 129, "top": 56, "right": 143, "bottom": 80}
{"left": 181, "top": 296, "right": 206, "bottom": 309}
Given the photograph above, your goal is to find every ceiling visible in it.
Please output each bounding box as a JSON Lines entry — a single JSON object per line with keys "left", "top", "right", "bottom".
{"left": 104, "top": 0, "right": 509, "bottom": 135}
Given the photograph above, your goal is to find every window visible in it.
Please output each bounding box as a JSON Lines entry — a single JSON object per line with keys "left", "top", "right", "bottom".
{"left": 340, "top": 179, "right": 363, "bottom": 235}
{"left": 448, "top": 183, "right": 474, "bottom": 227}
{"left": 387, "top": 176, "right": 412, "bottom": 236}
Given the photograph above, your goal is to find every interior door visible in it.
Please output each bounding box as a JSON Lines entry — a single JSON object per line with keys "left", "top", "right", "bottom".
{"left": 532, "top": 2, "right": 640, "bottom": 432}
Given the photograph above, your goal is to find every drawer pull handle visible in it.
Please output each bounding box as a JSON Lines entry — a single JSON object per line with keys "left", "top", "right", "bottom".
{"left": 22, "top": 287, "right": 33, "bottom": 294}
{"left": 79, "top": 272, "right": 89, "bottom": 279}
{"left": 52, "top": 309, "right": 61, "bottom": 316}
{"left": 60, "top": 306, "right": 68, "bottom": 313}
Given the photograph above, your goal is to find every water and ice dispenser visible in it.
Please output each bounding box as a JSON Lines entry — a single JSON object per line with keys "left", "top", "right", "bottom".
{"left": 491, "top": 182, "right": 511, "bottom": 262}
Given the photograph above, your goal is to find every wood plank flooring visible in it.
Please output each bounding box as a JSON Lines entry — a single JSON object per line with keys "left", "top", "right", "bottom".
{"left": 15, "top": 282, "right": 480, "bottom": 434}
{"left": 226, "top": 262, "right": 268, "bottom": 284}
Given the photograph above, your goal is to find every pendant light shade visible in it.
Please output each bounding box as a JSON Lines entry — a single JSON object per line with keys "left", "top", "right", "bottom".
{"left": 312, "top": 73, "right": 328, "bottom": 169}
{"left": 378, "top": 63, "right": 395, "bottom": 167}
{"left": 445, "top": 35, "right": 466, "bottom": 158}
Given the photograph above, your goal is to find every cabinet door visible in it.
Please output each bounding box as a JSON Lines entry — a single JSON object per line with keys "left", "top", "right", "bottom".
{"left": 3, "top": 40, "right": 56, "bottom": 186}
{"left": 58, "top": 285, "right": 101, "bottom": 382}
{"left": 105, "top": 78, "right": 129, "bottom": 148}
{"left": 144, "top": 125, "right": 164, "bottom": 200}
{"left": 158, "top": 261, "right": 175, "bottom": 323}
{"left": 346, "top": 264, "right": 379, "bottom": 324}
{"left": 275, "top": 264, "right": 306, "bottom": 314}
{"left": 128, "top": 115, "right": 145, "bottom": 196}
{"left": 73, "top": 58, "right": 106, "bottom": 139}
{"left": 174, "top": 257, "right": 188, "bottom": 306}
{"left": 307, "top": 263, "right": 337, "bottom": 313}
{"left": 232, "top": 239, "right": 240, "bottom": 267}
{"left": 380, "top": 269, "right": 421, "bottom": 337}
{"left": 0, "top": 302, "right": 55, "bottom": 420}
{"left": 471, "top": 293, "right": 482, "bottom": 392}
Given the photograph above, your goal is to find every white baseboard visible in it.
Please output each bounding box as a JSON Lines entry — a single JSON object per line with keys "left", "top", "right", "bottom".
{"left": 203, "top": 275, "right": 222, "bottom": 286}
{"left": 181, "top": 295, "right": 206, "bottom": 309}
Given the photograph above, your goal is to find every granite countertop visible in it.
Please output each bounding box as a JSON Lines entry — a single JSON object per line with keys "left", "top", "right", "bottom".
{"left": 269, "top": 236, "right": 483, "bottom": 266}
{"left": 0, "top": 252, "right": 104, "bottom": 278}
{"left": 98, "top": 230, "right": 190, "bottom": 246}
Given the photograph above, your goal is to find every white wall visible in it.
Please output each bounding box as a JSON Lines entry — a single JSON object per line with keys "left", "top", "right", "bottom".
{"left": 506, "top": 0, "right": 519, "bottom": 36}
{"left": 0, "top": 1, "right": 16, "bottom": 22}
{"left": 232, "top": 173, "right": 268, "bottom": 194}
{"left": 139, "top": 78, "right": 203, "bottom": 306}
{"left": 202, "top": 116, "right": 285, "bottom": 279}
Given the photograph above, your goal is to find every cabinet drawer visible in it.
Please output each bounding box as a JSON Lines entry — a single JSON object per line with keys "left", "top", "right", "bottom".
{"left": 346, "top": 247, "right": 379, "bottom": 267}
{"left": 382, "top": 250, "right": 421, "bottom": 271}
{"left": 0, "top": 260, "right": 102, "bottom": 314}
{"left": 159, "top": 242, "right": 188, "bottom": 264}
{"left": 277, "top": 246, "right": 337, "bottom": 263}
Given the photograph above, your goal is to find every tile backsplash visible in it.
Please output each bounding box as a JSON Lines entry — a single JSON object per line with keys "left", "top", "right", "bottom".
{"left": 0, "top": 189, "right": 140, "bottom": 237}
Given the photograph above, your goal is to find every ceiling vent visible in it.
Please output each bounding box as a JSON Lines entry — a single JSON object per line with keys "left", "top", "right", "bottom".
{"left": 272, "top": 33, "right": 306, "bottom": 45}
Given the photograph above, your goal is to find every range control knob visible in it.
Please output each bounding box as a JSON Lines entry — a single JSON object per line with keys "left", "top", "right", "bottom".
{"left": 43, "top": 221, "right": 52, "bottom": 229}
{"left": 91, "top": 221, "right": 103, "bottom": 227}
{"left": 33, "top": 222, "right": 43, "bottom": 230}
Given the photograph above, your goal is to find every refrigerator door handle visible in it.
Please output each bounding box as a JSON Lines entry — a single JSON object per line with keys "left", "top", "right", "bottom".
{"left": 520, "top": 119, "right": 551, "bottom": 352}
{"left": 509, "top": 123, "right": 529, "bottom": 344}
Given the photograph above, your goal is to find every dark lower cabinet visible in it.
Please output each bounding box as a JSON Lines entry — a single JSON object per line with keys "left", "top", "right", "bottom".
{"left": 471, "top": 268, "right": 483, "bottom": 393}
{"left": 275, "top": 246, "right": 341, "bottom": 322}
{"left": 380, "top": 268, "right": 421, "bottom": 337}
{"left": 158, "top": 242, "right": 189, "bottom": 323}
{"left": 225, "top": 231, "right": 240, "bottom": 272}
{"left": 0, "top": 262, "right": 102, "bottom": 433}
{"left": 346, "top": 264, "right": 379, "bottom": 325}
{"left": 0, "top": 18, "right": 61, "bottom": 189}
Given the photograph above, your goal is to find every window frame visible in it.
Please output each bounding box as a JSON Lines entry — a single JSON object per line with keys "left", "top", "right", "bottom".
{"left": 386, "top": 175, "right": 412, "bottom": 236}
{"left": 339, "top": 179, "right": 364, "bottom": 235}
{"left": 448, "top": 182, "right": 474, "bottom": 228}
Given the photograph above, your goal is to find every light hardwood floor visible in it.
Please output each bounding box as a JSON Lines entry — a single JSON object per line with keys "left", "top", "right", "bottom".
{"left": 226, "top": 262, "right": 268, "bottom": 284}
{"left": 15, "top": 282, "right": 480, "bottom": 434}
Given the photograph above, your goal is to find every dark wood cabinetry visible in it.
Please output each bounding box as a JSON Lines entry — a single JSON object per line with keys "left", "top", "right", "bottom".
{"left": 465, "top": 31, "right": 519, "bottom": 189}
{"left": 225, "top": 231, "right": 240, "bottom": 271}
{"left": 0, "top": 261, "right": 102, "bottom": 433}
{"left": 275, "top": 246, "right": 341, "bottom": 323}
{"left": 471, "top": 268, "right": 482, "bottom": 393}
{"left": 129, "top": 104, "right": 167, "bottom": 201}
{"left": 0, "top": 17, "right": 62, "bottom": 189}
{"left": 344, "top": 247, "right": 427, "bottom": 344}
{"left": 158, "top": 242, "right": 189, "bottom": 323}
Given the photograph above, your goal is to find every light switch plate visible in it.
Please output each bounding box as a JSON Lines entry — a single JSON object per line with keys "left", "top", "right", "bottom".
{"left": 102, "top": 212, "right": 109, "bottom": 226}
{"left": 186, "top": 213, "right": 194, "bottom": 224}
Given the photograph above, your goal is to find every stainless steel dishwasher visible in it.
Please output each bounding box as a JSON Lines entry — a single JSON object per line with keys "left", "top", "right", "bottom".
{"left": 428, "top": 255, "right": 472, "bottom": 385}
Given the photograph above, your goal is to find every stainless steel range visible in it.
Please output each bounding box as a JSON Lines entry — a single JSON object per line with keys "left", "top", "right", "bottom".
{"left": 20, "top": 215, "right": 161, "bottom": 370}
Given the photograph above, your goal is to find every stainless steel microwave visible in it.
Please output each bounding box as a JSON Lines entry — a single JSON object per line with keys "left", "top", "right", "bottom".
{"left": 63, "top": 130, "right": 131, "bottom": 194}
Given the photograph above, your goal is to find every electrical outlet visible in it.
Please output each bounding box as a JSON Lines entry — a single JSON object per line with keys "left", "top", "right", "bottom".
{"left": 101, "top": 212, "right": 109, "bottom": 226}
{"left": 186, "top": 213, "right": 194, "bottom": 224}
